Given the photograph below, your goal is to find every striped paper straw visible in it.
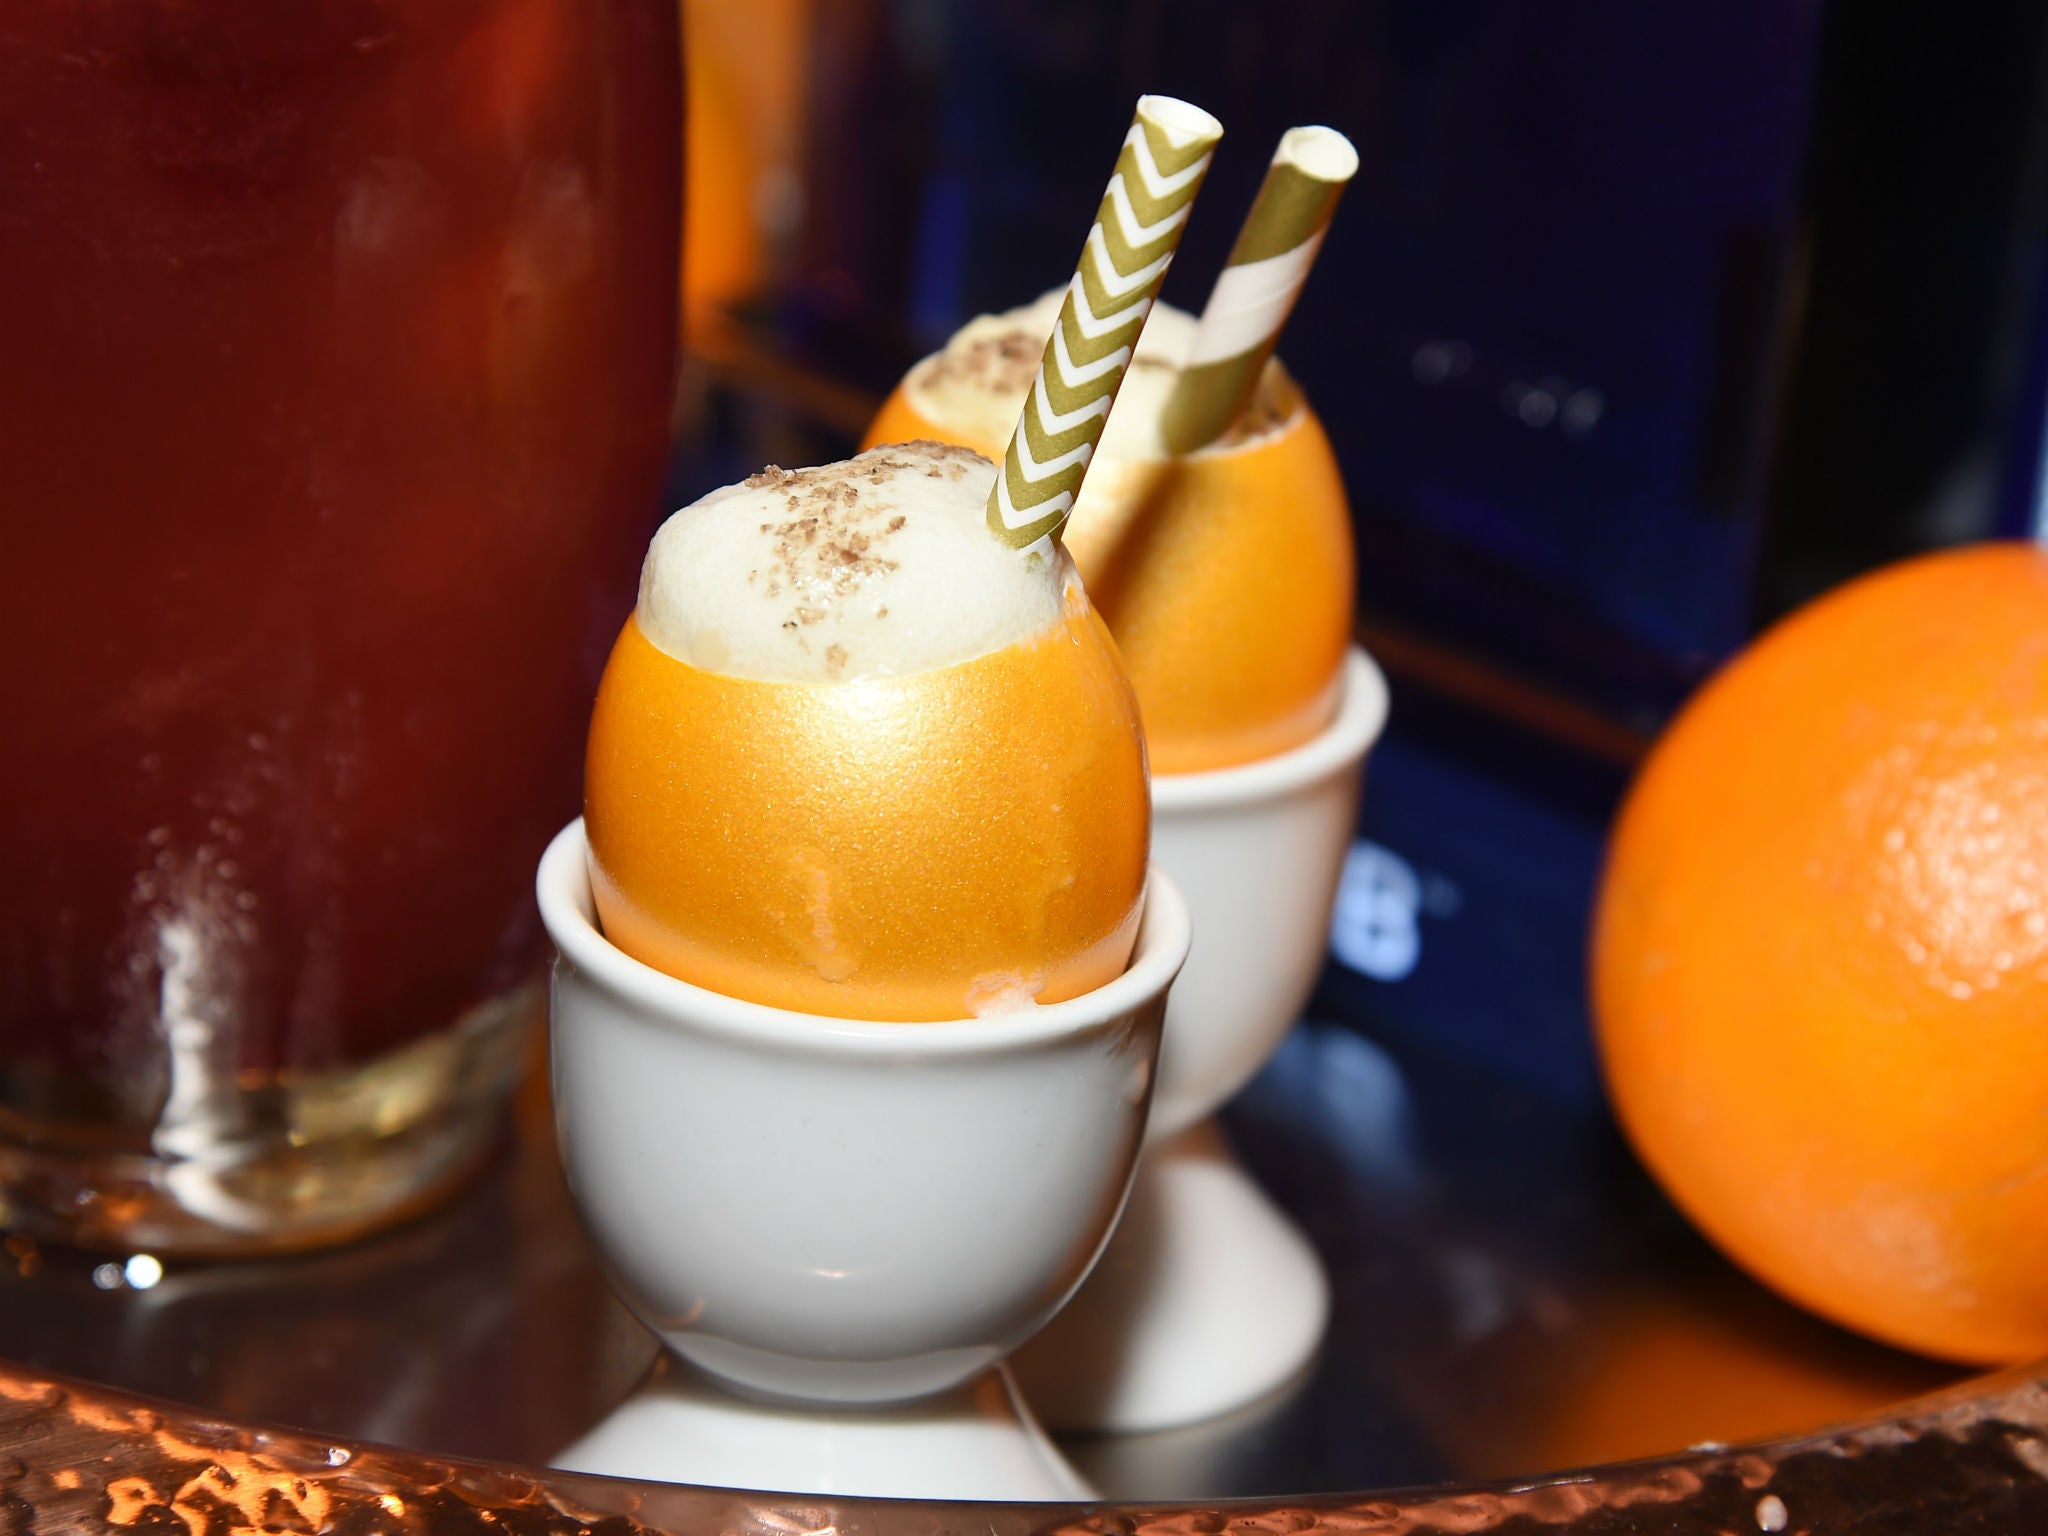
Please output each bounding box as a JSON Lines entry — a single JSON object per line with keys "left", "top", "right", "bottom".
{"left": 987, "top": 95, "right": 1223, "bottom": 550}
{"left": 1160, "top": 125, "right": 1358, "bottom": 455}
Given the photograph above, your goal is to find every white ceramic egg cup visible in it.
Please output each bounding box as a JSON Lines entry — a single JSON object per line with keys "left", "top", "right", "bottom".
{"left": 536, "top": 821, "right": 1191, "bottom": 1500}
{"left": 1012, "top": 646, "right": 1388, "bottom": 1433}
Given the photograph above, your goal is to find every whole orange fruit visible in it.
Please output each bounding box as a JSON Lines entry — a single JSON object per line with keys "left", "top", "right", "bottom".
{"left": 1593, "top": 541, "right": 2048, "bottom": 1364}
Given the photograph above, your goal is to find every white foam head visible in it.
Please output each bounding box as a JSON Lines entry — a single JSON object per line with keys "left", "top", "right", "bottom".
{"left": 905, "top": 290, "right": 1194, "bottom": 463}
{"left": 903, "top": 289, "right": 1297, "bottom": 466}
{"left": 636, "top": 442, "right": 1071, "bottom": 684}
{"left": 896, "top": 293, "right": 1303, "bottom": 585}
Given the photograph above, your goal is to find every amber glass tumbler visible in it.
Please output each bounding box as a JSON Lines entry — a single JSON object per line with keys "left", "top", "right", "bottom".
{"left": 0, "top": 0, "right": 681, "bottom": 1253}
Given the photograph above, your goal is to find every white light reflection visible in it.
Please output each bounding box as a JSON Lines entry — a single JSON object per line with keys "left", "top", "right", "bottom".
{"left": 1411, "top": 339, "right": 1473, "bottom": 385}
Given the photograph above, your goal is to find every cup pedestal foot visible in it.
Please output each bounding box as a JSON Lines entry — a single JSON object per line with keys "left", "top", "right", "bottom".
{"left": 1010, "top": 1119, "right": 1328, "bottom": 1433}
{"left": 556, "top": 1355, "right": 1094, "bottom": 1501}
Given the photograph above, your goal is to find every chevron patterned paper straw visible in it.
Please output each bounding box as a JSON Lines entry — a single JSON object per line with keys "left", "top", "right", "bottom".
{"left": 986, "top": 95, "right": 1223, "bottom": 550}
{"left": 1160, "top": 125, "right": 1358, "bottom": 455}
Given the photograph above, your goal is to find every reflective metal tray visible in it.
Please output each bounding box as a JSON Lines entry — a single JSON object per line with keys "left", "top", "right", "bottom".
{"left": 7, "top": 997, "right": 2045, "bottom": 1532}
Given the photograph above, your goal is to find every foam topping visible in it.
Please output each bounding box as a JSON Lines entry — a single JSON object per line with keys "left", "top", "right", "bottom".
{"left": 636, "top": 441, "right": 1071, "bottom": 683}
{"left": 907, "top": 290, "right": 1295, "bottom": 461}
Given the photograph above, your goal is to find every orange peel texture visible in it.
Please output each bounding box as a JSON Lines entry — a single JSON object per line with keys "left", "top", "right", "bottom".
{"left": 1594, "top": 542, "right": 2048, "bottom": 1364}
{"left": 584, "top": 586, "right": 1150, "bottom": 1022}
{"left": 866, "top": 365, "right": 1354, "bottom": 774}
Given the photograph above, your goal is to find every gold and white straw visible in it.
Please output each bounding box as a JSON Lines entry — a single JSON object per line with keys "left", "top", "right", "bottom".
{"left": 1160, "top": 125, "right": 1357, "bottom": 455}
{"left": 987, "top": 95, "right": 1223, "bottom": 550}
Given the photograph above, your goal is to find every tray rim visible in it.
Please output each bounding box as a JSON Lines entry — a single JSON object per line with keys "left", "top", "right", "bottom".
{"left": 4, "top": 1350, "right": 2045, "bottom": 1533}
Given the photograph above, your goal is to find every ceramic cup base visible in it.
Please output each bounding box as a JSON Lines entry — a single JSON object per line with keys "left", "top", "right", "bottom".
{"left": 538, "top": 822, "right": 1190, "bottom": 1493}
{"left": 557, "top": 1354, "right": 1093, "bottom": 1500}
{"left": 1009, "top": 1120, "right": 1327, "bottom": 1432}
{"left": 1011, "top": 648, "right": 1384, "bottom": 1433}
